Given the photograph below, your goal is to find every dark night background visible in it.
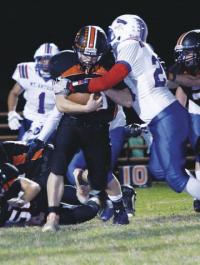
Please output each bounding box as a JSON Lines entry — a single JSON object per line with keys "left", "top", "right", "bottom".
{"left": 0, "top": 0, "right": 199, "bottom": 121}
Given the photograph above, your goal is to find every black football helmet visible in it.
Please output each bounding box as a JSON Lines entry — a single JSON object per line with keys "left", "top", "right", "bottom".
{"left": 73, "top": 25, "right": 109, "bottom": 72}
{"left": 174, "top": 30, "right": 200, "bottom": 69}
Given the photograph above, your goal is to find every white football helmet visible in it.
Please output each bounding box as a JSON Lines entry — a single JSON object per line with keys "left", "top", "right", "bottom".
{"left": 34, "top": 43, "right": 59, "bottom": 79}
{"left": 34, "top": 43, "right": 59, "bottom": 60}
{"left": 108, "top": 14, "right": 148, "bottom": 49}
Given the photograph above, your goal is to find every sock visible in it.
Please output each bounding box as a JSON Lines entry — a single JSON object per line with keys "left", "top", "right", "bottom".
{"left": 184, "top": 175, "right": 200, "bottom": 200}
{"left": 48, "top": 206, "right": 60, "bottom": 215}
{"left": 108, "top": 193, "right": 122, "bottom": 202}
{"left": 195, "top": 170, "right": 200, "bottom": 181}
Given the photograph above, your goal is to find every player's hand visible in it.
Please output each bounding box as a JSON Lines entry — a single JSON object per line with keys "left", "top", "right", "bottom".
{"left": 167, "top": 63, "right": 185, "bottom": 81}
{"left": 8, "top": 197, "right": 26, "bottom": 207}
{"left": 8, "top": 111, "right": 23, "bottom": 130}
{"left": 26, "top": 138, "right": 45, "bottom": 161}
{"left": 85, "top": 94, "right": 103, "bottom": 113}
{"left": 125, "top": 123, "right": 143, "bottom": 137}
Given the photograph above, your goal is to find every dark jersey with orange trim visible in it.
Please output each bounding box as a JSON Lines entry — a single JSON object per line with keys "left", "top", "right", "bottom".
{"left": 0, "top": 141, "right": 44, "bottom": 174}
{"left": 49, "top": 50, "right": 118, "bottom": 124}
{"left": 0, "top": 141, "right": 52, "bottom": 226}
{"left": 177, "top": 68, "right": 200, "bottom": 107}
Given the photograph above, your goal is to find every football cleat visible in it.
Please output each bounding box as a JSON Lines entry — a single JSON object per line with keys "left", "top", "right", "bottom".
{"left": 112, "top": 200, "right": 129, "bottom": 225}
{"left": 99, "top": 199, "right": 114, "bottom": 222}
{"left": 42, "top": 213, "right": 60, "bottom": 232}
{"left": 193, "top": 199, "right": 200, "bottom": 213}
{"left": 121, "top": 185, "right": 137, "bottom": 217}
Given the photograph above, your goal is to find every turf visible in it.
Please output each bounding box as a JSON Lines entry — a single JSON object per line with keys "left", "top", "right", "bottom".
{"left": 0, "top": 182, "right": 199, "bottom": 265}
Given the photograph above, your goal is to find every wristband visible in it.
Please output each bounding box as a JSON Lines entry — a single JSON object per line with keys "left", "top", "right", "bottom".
{"left": 70, "top": 79, "right": 89, "bottom": 93}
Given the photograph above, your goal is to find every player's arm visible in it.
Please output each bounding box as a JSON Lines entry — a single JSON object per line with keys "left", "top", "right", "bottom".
{"left": 7, "top": 83, "right": 23, "bottom": 130}
{"left": 19, "top": 177, "right": 41, "bottom": 203}
{"left": 37, "top": 106, "right": 63, "bottom": 142}
{"left": 54, "top": 78, "right": 103, "bottom": 113}
{"left": 168, "top": 73, "right": 200, "bottom": 87}
{"left": 167, "top": 80, "right": 179, "bottom": 89}
{"left": 7, "top": 177, "right": 41, "bottom": 207}
{"left": 7, "top": 82, "right": 23, "bottom": 112}
{"left": 175, "top": 86, "right": 187, "bottom": 107}
{"left": 104, "top": 87, "right": 133, "bottom": 108}
{"left": 69, "top": 63, "right": 130, "bottom": 93}
{"left": 56, "top": 94, "right": 102, "bottom": 113}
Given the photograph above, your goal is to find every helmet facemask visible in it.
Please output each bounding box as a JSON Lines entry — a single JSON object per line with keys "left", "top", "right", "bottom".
{"left": 35, "top": 56, "right": 52, "bottom": 78}
{"left": 174, "top": 30, "right": 200, "bottom": 71}
{"left": 77, "top": 52, "right": 102, "bottom": 73}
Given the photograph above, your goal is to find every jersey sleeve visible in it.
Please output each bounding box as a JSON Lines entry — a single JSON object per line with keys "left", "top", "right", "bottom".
{"left": 38, "top": 106, "right": 63, "bottom": 142}
{"left": 12, "top": 63, "right": 29, "bottom": 90}
{"left": 116, "top": 40, "right": 140, "bottom": 70}
{"left": 87, "top": 63, "right": 129, "bottom": 92}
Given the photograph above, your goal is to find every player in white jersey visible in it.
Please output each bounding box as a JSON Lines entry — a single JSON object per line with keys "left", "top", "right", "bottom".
{"left": 66, "top": 14, "right": 200, "bottom": 202}
{"left": 7, "top": 43, "right": 59, "bottom": 141}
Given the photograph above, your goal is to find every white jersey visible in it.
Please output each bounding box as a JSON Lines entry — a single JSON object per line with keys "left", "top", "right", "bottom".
{"left": 116, "top": 40, "right": 176, "bottom": 123}
{"left": 12, "top": 62, "right": 56, "bottom": 122}
{"left": 109, "top": 105, "right": 126, "bottom": 130}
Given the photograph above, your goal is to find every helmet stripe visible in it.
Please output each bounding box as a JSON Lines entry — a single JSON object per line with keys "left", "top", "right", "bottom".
{"left": 87, "top": 26, "right": 97, "bottom": 49}
{"left": 45, "top": 43, "right": 51, "bottom": 54}
{"left": 45, "top": 43, "right": 48, "bottom": 53}
{"left": 177, "top": 31, "right": 190, "bottom": 45}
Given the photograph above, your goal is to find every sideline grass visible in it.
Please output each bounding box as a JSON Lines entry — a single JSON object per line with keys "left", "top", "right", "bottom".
{"left": 0, "top": 182, "right": 200, "bottom": 265}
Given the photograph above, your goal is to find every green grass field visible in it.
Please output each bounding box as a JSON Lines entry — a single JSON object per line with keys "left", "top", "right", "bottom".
{"left": 0, "top": 182, "right": 200, "bottom": 265}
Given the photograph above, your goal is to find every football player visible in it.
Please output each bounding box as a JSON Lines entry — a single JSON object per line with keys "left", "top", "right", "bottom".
{"left": 7, "top": 43, "right": 59, "bottom": 141}
{"left": 0, "top": 141, "right": 101, "bottom": 227}
{"left": 39, "top": 25, "right": 136, "bottom": 231}
{"left": 66, "top": 15, "right": 200, "bottom": 208}
{"left": 168, "top": 30, "right": 200, "bottom": 212}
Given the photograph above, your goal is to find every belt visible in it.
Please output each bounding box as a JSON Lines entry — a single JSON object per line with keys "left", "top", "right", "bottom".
{"left": 67, "top": 115, "right": 109, "bottom": 128}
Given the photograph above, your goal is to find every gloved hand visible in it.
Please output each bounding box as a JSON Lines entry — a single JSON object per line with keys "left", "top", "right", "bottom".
{"left": 7, "top": 197, "right": 26, "bottom": 208}
{"left": 26, "top": 138, "right": 45, "bottom": 161}
{"left": 125, "top": 123, "right": 143, "bottom": 137}
{"left": 21, "top": 121, "right": 43, "bottom": 142}
{"left": 8, "top": 111, "right": 23, "bottom": 130}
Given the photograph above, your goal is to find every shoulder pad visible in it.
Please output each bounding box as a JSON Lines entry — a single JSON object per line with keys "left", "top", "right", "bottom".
{"left": 49, "top": 50, "right": 79, "bottom": 78}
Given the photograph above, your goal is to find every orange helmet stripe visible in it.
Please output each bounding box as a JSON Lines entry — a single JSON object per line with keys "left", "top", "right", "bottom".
{"left": 88, "top": 26, "right": 97, "bottom": 49}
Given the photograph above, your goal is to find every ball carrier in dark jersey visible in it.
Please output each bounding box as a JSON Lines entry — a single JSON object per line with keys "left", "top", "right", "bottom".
{"left": 42, "top": 26, "right": 129, "bottom": 231}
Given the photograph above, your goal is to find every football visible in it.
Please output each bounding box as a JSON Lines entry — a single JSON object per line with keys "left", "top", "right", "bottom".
{"left": 67, "top": 93, "right": 100, "bottom": 105}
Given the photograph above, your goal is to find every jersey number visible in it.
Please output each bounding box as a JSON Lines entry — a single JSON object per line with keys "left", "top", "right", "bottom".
{"left": 38, "top": 92, "right": 45, "bottom": 114}
{"left": 152, "top": 56, "right": 166, "bottom": 87}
